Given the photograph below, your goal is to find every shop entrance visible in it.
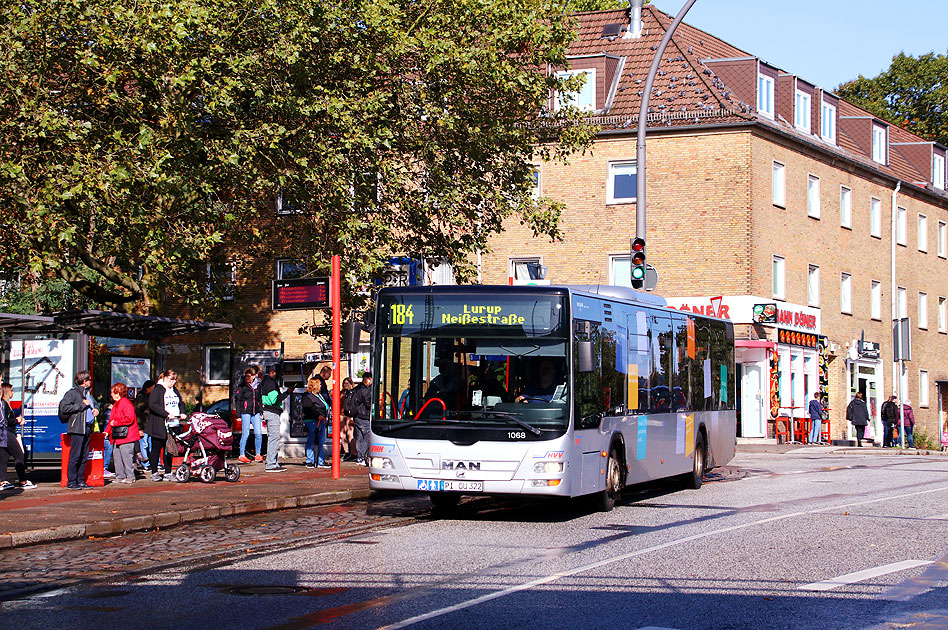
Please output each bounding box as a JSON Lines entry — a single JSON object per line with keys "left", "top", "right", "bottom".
{"left": 740, "top": 364, "right": 765, "bottom": 437}
{"left": 848, "top": 361, "right": 883, "bottom": 440}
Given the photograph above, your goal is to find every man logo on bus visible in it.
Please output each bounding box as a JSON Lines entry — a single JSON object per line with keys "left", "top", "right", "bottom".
{"left": 442, "top": 460, "right": 481, "bottom": 471}
{"left": 390, "top": 304, "right": 414, "bottom": 325}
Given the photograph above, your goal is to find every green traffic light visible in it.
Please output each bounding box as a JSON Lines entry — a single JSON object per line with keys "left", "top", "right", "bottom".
{"left": 631, "top": 266, "right": 646, "bottom": 280}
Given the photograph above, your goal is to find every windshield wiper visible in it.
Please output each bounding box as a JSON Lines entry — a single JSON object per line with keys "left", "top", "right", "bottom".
{"left": 381, "top": 417, "right": 462, "bottom": 432}
{"left": 449, "top": 410, "right": 542, "bottom": 436}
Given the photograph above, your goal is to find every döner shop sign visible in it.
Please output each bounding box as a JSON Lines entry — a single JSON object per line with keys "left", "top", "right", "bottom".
{"left": 664, "top": 295, "right": 821, "bottom": 335}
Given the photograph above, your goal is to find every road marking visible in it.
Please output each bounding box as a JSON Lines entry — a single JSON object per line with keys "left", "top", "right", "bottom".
{"left": 799, "top": 560, "right": 934, "bottom": 591}
{"left": 378, "top": 485, "right": 948, "bottom": 630}
{"left": 926, "top": 512, "right": 948, "bottom": 520}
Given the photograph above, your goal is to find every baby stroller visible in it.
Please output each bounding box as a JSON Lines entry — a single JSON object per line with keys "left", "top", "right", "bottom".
{"left": 172, "top": 412, "right": 241, "bottom": 483}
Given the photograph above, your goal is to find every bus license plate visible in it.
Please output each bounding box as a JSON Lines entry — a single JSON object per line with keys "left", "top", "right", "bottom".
{"left": 416, "top": 479, "right": 483, "bottom": 492}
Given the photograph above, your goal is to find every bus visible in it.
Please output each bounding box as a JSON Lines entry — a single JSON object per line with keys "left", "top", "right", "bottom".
{"left": 367, "top": 284, "right": 736, "bottom": 511}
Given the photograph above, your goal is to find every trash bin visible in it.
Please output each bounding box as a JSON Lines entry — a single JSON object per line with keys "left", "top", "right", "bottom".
{"left": 59, "top": 432, "right": 105, "bottom": 487}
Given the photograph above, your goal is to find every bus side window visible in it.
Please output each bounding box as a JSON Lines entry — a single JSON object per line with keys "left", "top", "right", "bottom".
{"left": 601, "top": 326, "right": 626, "bottom": 416}
{"left": 573, "top": 319, "right": 604, "bottom": 428}
{"left": 628, "top": 309, "right": 650, "bottom": 413}
{"left": 672, "top": 313, "right": 691, "bottom": 412}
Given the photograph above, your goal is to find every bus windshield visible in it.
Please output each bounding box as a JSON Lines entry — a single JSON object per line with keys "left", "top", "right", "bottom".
{"left": 374, "top": 292, "right": 570, "bottom": 438}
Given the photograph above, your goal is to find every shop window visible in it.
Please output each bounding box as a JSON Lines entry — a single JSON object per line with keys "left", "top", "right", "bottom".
{"left": 772, "top": 161, "right": 786, "bottom": 207}
{"left": 920, "top": 370, "right": 929, "bottom": 407}
{"left": 870, "top": 198, "right": 882, "bottom": 238}
{"left": 918, "top": 214, "right": 928, "bottom": 252}
{"left": 772, "top": 255, "right": 785, "bottom": 300}
{"left": 871, "top": 281, "right": 882, "bottom": 321}
{"left": 840, "top": 186, "right": 852, "bottom": 228}
{"left": 808, "top": 264, "right": 819, "bottom": 307}
{"left": 840, "top": 273, "right": 852, "bottom": 314}
{"left": 807, "top": 175, "right": 820, "bottom": 219}
{"left": 204, "top": 345, "right": 231, "bottom": 385}
{"left": 918, "top": 292, "right": 928, "bottom": 329}
{"left": 607, "top": 161, "right": 637, "bottom": 204}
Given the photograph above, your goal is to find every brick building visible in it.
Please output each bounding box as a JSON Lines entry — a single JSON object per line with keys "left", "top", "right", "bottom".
{"left": 482, "top": 6, "right": 948, "bottom": 444}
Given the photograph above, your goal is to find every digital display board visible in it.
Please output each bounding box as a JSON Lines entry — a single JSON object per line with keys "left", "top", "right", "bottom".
{"left": 379, "top": 293, "right": 566, "bottom": 337}
{"left": 272, "top": 278, "right": 330, "bottom": 311}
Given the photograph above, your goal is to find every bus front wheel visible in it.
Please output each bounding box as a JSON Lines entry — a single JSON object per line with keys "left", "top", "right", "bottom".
{"left": 595, "top": 448, "right": 623, "bottom": 512}
{"left": 429, "top": 492, "right": 462, "bottom": 512}
{"left": 683, "top": 435, "right": 706, "bottom": 490}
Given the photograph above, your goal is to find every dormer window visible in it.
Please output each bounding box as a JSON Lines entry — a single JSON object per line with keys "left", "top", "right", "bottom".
{"left": 872, "top": 123, "right": 887, "bottom": 164}
{"left": 757, "top": 74, "right": 774, "bottom": 119}
{"left": 794, "top": 90, "right": 811, "bottom": 132}
{"left": 820, "top": 100, "right": 836, "bottom": 143}
{"left": 555, "top": 69, "right": 596, "bottom": 112}
{"left": 933, "top": 153, "right": 946, "bottom": 190}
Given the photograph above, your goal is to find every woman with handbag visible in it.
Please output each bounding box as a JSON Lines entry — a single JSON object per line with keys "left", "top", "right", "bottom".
{"left": 0, "top": 382, "right": 34, "bottom": 490}
{"left": 106, "top": 383, "right": 140, "bottom": 483}
{"left": 301, "top": 376, "right": 331, "bottom": 469}
{"left": 146, "top": 370, "right": 186, "bottom": 481}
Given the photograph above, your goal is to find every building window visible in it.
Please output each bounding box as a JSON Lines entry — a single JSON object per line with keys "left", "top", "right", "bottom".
{"left": 939, "top": 221, "right": 947, "bottom": 258}
{"left": 871, "top": 280, "right": 882, "bottom": 320}
{"left": 530, "top": 166, "right": 541, "bottom": 199}
{"left": 898, "top": 286, "right": 907, "bottom": 319}
{"left": 206, "top": 262, "right": 236, "bottom": 301}
{"left": 276, "top": 259, "right": 307, "bottom": 280}
{"left": 424, "top": 260, "right": 455, "bottom": 285}
{"left": 870, "top": 197, "right": 882, "bottom": 238}
{"left": 772, "top": 255, "right": 785, "bottom": 300}
{"left": 872, "top": 124, "right": 887, "bottom": 164}
{"left": 940, "top": 296, "right": 947, "bottom": 333}
{"left": 794, "top": 90, "right": 811, "bottom": 132}
{"left": 918, "top": 214, "right": 928, "bottom": 252}
{"left": 607, "top": 161, "right": 637, "bottom": 204}
{"left": 808, "top": 264, "right": 820, "bottom": 307}
{"left": 934, "top": 153, "right": 946, "bottom": 190}
{"left": 840, "top": 186, "right": 852, "bottom": 228}
{"left": 509, "top": 257, "right": 543, "bottom": 283}
{"left": 609, "top": 254, "right": 633, "bottom": 288}
{"left": 821, "top": 100, "right": 837, "bottom": 142}
{"left": 276, "top": 191, "right": 307, "bottom": 215}
{"left": 204, "top": 345, "right": 231, "bottom": 385}
{"left": 919, "top": 370, "right": 929, "bottom": 407}
{"left": 918, "top": 292, "right": 928, "bottom": 329}
{"left": 772, "top": 161, "right": 786, "bottom": 207}
{"left": 897, "top": 206, "right": 907, "bottom": 246}
{"left": 757, "top": 74, "right": 774, "bottom": 119}
{"left": 807, "top": 174, "right": 820, "bottom": 219}
{"left": 555, "top": 69, "right": 596, "bottom": 112}
{"left": 840, "top": 273, "right": 852, "bottom": 314}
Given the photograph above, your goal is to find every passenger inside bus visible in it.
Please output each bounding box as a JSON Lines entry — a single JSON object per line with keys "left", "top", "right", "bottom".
{"left": 516, "top": 358, "right": 565, "bottom": 404}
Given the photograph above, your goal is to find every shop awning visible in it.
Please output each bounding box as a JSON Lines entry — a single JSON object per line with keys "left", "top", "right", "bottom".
{"left": 0, "top": 310, "right": 230, "bottom": 340}
{"left": 735, "top": 340, "right": 776, "bottom": 349}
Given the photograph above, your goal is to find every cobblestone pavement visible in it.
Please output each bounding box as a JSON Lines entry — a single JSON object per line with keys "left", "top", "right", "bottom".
{"left": 0, "top": 493, "right": 433, "bottom": 601}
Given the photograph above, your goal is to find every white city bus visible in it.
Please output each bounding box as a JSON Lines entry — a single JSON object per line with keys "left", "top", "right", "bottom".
{"left": 367, "top": 285, "right": 736, "bottom": 511}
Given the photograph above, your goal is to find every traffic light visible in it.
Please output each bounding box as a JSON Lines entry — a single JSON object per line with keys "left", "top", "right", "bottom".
{"left": 630, "top": 237, "right": 646, "bottom": 289}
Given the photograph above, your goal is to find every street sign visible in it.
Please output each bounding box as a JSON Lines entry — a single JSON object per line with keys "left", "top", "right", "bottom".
{"left": 272, "top": 277, "right": 330, "bottom": 311}
{"left": 892, "top": 318, "right": 911, "bottom": 361}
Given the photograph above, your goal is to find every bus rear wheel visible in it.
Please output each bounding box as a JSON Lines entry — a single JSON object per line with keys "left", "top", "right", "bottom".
{"left": 595, "top": 448, "right": 623, "bottom": 512}
{"left": 429, "top": 492, "right": 462, "bottom": 513}
{"left": 683, "top": 435, "right": 706, "bottom": 490}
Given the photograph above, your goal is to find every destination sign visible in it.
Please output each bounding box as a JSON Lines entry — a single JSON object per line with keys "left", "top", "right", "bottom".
{"left": 272, "top": 277, "right": 330, "bottom": 311}
{"left": 380, "top": 294, "right": 565, "bottom": 337}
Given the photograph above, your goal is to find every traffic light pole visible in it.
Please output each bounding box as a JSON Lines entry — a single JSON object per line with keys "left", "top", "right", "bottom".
{"left": 633, "top": 0, "right": 698, "bottom": 278}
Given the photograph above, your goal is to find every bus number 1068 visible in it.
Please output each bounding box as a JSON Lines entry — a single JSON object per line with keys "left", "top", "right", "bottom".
{"left": 508, "top": 431, "right": 526, "bottom": 440}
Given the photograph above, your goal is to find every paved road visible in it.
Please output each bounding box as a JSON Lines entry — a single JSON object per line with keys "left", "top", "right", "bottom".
{"left": 2, "top": 448, "right": 947, "bottom": 630}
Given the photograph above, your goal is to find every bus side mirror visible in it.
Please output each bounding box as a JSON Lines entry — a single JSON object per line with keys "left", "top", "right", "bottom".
{"left": 577, "top": 341, "right": 594, "bottom": 373}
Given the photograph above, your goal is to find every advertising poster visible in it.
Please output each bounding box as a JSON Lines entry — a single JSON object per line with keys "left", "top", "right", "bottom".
{"left": 9, "top": 338, "right": 75, "bottom": 457}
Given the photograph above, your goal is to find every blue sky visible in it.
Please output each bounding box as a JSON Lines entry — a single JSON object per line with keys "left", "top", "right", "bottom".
{"left": 670, "top": 0, "right": 947, "bottom": 91}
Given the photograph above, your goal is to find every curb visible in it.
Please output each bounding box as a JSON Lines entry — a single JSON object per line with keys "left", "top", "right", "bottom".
{"left": 0, "top": 488, "right": 372, "bottom": 550}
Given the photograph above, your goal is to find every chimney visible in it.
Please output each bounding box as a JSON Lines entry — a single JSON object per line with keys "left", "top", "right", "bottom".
{"left": 625, "top": 0, "right": 644, "bottom": 38}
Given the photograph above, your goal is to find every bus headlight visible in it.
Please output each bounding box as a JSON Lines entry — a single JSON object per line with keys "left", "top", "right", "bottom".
{"left": 370, "top": 457, "right": 395, "bottom": 470}
{"left": 533, "top": 461, "right": 564, "bottom": 474}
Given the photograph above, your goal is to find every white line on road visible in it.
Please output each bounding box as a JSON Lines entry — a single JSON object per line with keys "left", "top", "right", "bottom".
{"left": 378, "top": 485, "right": 948, "bottom": 629}
{"left": 798, "top": 560, "right": 934, "bottom": 591}
{"left": 926, "top": 512, "right": 948, "bottom": 520}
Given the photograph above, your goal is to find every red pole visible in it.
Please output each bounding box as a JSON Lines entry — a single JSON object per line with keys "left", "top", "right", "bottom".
{"left": 331, "top": 255, "right": 341, "bottom": 480}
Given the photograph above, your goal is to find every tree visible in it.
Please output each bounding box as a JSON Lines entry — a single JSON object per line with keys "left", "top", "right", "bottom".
{"left": 837, "top": 52, "right": 948, "bottom": 146}
{"left": 0, "top": 0, "right": 594, "bottom": 314}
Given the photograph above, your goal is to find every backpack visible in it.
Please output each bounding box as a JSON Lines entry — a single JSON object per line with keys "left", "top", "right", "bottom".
{"left": 57, "top": 392, "right": 72, "bottom": 423}
{"left": 343, "top": 387, "right": 359, "bottom": 418}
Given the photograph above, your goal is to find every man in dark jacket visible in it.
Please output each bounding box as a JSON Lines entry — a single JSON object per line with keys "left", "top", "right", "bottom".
{"left": 261, "top": 365, "right": 291, "bottom": 472}
{"left": 350, "top": 372, "right": 373, "bottom": 465}
{"left": 58, "top": 370, "right": 98, "bottom": 489}
{"left": 846, "top": 392, "right": 871, "bottom": 447}
{"left": 807, "top": 392, "right": 824, "bottom": 444}
{"left": 880, "top": 395, "right": 898, "bottom": 448}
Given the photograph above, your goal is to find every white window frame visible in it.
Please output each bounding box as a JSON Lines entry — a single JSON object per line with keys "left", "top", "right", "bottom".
{"left": 555, "top": 68, "right": 596, "bottom": 112}
{"left": 840, "top": 186, "right": 852, "bottom": 228}
{"left": 871, "top": 280, "right": 882, "bottom": 321}
{"left": 870, "top": 197, "right": 882, "bottom": 238}
{"left": 872, "top": 124, "right": 887, "bottom": 164}
{"left": 918, "top": 291, "right": 928, "bottom": 329}
{"left": 757, "top": 73, "right": 775, "bottom": 119}
{"left": 807, "top": 174, "right": 820, "bottom": 219}
{"left": 607, "top": 161, "right": 637, "bottom": 204}
{"left": 934, "top": 153, "right": 946, "bottom": 190}
{"left": 820, "top": 99, "right": 837, "bottom": 143}
{"left": 204, "top": 344, "right": 232, "bottom": 385}
{"left": 276, "top": 259, "right": 307, "bottom": 280}
{"left": 940, "top": 296, "right": 947, "bottom": 333}
{"left": 938, "top": 221, "right": 947, "bottom": 258}
{"left": 918, "top": 214, "right": 928, "bottom": 252}
{"left": 772, "top": 255, "right": 785, "bottom": 300}
{"left": 772, "top": 161, "right": 786, "bottom": 207}
{"left": 898, "top": 286, "right": 907, "bottom": 319}
{"left": 807, "top": 264, "right": 820, "bottom": 307}
{"left": 840, "top": 272, "right": 852, "bottom": 314}
{"left": 794, "top": 90, "right": 811, "bottom": 132}
{"left": 609, "top": 254, "right": 633, "bottom": 288}
{"left": 206, "top": 261, "right": 236, "bottom": 301}
{"left": 530, "top": 165, "right": 541, "bottom": 200}
{"left": 919, "top": 370, "right": 929, "bottom": 407}
{"left": 276, "top": 191, "right": 306, "bottom": 215}
{"left": 509, "top": 256, "right": 543, "bottom": 283}
{"left": 897, "top": 206, "right": 907, "bottom": 246}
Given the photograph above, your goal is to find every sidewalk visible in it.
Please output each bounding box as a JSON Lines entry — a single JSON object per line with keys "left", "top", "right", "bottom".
{"left": 0, "top": 459, "right": 372, "bottom": 549}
